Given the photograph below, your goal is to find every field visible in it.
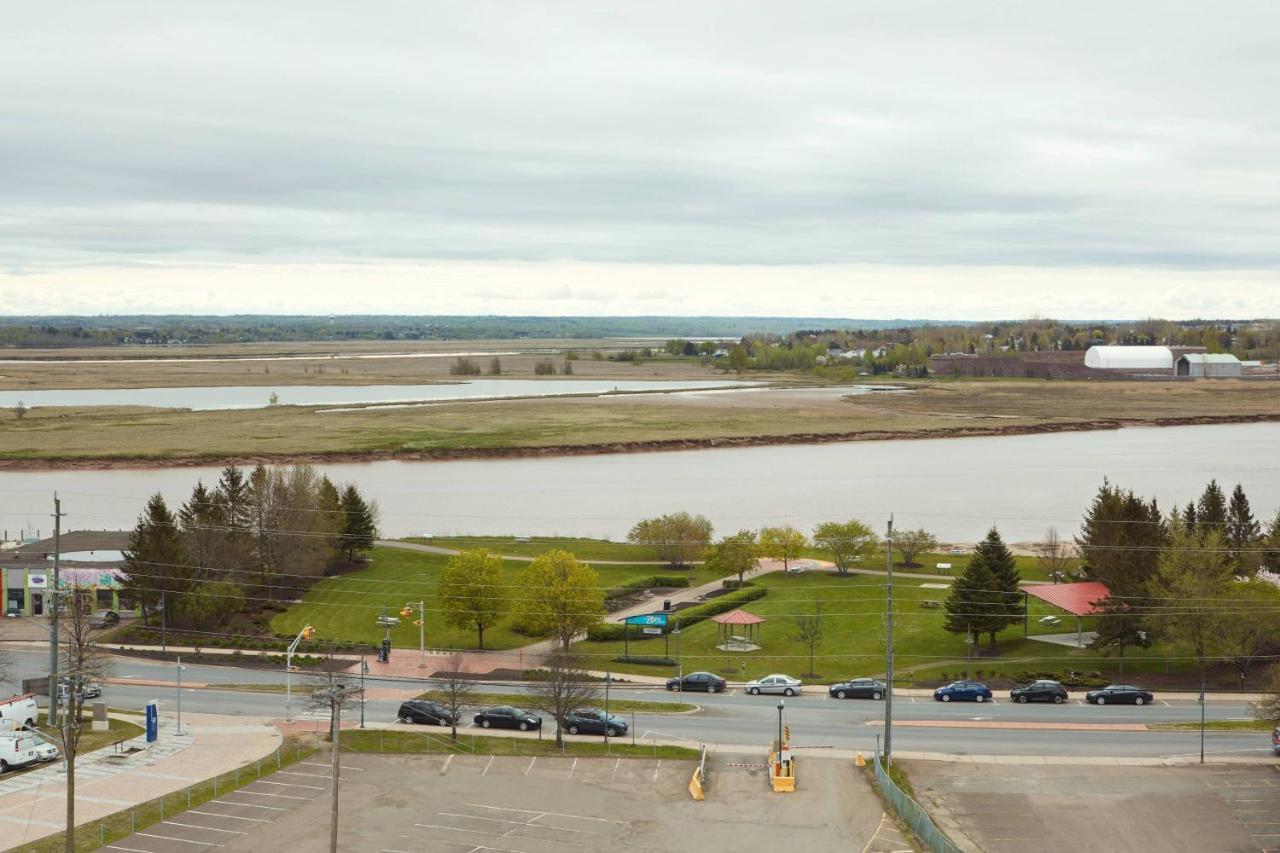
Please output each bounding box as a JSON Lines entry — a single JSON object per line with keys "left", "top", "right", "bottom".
{"left": 2, "top": 372, "right": 1277, "bottom": 465}
{"left": 414, "top": 535, "right": 657, "bottom": 562}
{"left": 271, "top": 546, "right": 718, "bottom": 648}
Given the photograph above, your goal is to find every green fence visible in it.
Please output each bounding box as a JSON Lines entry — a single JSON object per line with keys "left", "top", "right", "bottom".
{"left": 871, "top": 752, "right": 965, "bottom": 853}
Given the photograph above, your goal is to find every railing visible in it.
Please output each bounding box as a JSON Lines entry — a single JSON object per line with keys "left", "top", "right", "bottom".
{"left": 870, "top": 751, "right": 965, "bottom": 853}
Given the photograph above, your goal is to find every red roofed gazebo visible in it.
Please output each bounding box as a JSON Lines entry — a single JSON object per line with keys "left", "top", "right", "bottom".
{"left": 712, "top": 609, "right": 766, "bottom": 651}
{"left": 1023, "top": 581, "right": 1111, "bottom": 648}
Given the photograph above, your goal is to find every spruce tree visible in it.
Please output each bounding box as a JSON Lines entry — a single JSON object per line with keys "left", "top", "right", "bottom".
{"left": 1227, "top": 483, "right": 1261, "bottom": 574}
{"left": 121, "top": 493, "right": 189, "bottom": 625}
{"left": 944, "top": 559, "right": 1002, "bottom": 649}
{"left": 1196, "top": 480, "right": 1227, "bottom": 529}
{"left": 1077, "top": 481, "right": 1165, "bottom": 598}
{"left": 339, "top": 485, "right": 377, "bottom": 562}
{"left": 970, "top": 528, "right": 1023, "bottom": 648}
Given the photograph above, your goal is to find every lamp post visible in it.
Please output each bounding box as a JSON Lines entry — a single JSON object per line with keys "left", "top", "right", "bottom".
{"left": 176, "top": 655, "right": 185, "bottom": 736}
{"left": 672, "top": 624, "right": 682, "bottom": 692}
{"left": 1199, "top": 681, "right": 1206, "bottom": 765}
{"left": 403, "top": 601, "right": 425, "bottom": 667}
{"left": 359, "top": 656, "right": 368, "bottom": 729}
{"left": 284, "top": 624, "right": 315, "bottom": 723}
{"left": 603, "top": 672, "right": 612, "bottom": 745}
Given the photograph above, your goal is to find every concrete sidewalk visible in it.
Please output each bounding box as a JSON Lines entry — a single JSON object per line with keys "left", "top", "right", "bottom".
{"left": 0, "top": 713, "right": 281, "bottom": 851}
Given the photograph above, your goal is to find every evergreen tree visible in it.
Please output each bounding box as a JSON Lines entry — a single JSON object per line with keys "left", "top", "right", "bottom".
{"left": 1184, "top": 501, "right": 1197, "bottom": 531}
{"left": 1227, "top": 483, "right": 1262, "bottom": 574}
{"left": 339, "top": 484, "right": 377, "bottom": 562}
{"left": 318, "top": 476, "right": 343, "bottom": 560}
{"left": 943, "top": 559, "right": 1003, "bottom": 648}
{"left": 1196, "top": 480, "right": 1228, "bottom": 529}
{"left": 1077, "top": 481, "right": 1165, "bottom": 598}
{"left": 968, "top": 528, "right": 1024, "bottom": 648}
{"left": 120, "top": 494, "right": 190, "bottom": 625}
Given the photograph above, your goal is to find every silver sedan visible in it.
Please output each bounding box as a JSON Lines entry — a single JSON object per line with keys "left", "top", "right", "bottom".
{"left": 744, "top": 674, "right": 802, "bottom": 696}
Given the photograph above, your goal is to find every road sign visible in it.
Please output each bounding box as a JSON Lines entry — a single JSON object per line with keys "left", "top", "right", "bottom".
{"left": 625, "top": 613, "right": 669, "bottom": 627}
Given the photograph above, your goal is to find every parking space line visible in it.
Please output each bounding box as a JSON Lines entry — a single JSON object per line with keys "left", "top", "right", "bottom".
{"left": 1162, "top": 701, "right": 1172, "bottom": 707}
{"left": 256, "top": 779, "right": 326, "bottom": 791}
{"left": 524, "top": 757, "right": 537, "bottom": 776}
{"left": 301, "top": 761, "right": 363, "bottom": 771}
{"left": 442, "top": 755, "right": 455, "bottom": 774}
{"left": 482, "top": 756, "right": 495, "bottom": 776}
{"left": 611, "top": 758, "right": 620, "bottom": 781}
{"left": 277, "top": 770, "right": 331, "bottom": 779}
{"left": 653, "top": 760, "right": 661, "bottom": 782}
{"left": 187, "top": 810, "right": 266, "bottom": 822}
{"left": 439, "top": 813, "right": 585, "bottom": 832}
{"left": 164, "top": 820, "right": 245, "bottom": 834}
{"left": 568, "top": 757, "right": 577, "bottom": 778}
{"left": 230, "top": 790, "right": 309, "bottom": 800}
{"left": 104, "top": 846, "right": 152, "bottom": 853}
{"left": 211, "top": 799, "right": 287, "bottom": 811}
{"left": 466, "top": 803, "right": 628, "bottom": 824}
{"left": 135, "top": 831, "right": 211, "bottom": 845}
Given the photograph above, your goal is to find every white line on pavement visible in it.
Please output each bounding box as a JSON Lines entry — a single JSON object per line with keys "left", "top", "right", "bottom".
{"left": 135, "top": 831, "right": 210, "bottom": 846}
{"left": 187, "top": 810, "right": 266, "bottom": 822}
{"left": 524, "top": 757, "right": 537, "bottom": 776}
{"left": 466, "top": 803, "right": 628, "bottom": 824}
{"left": 164, "top": 820, "right": 245, "bottom": 834}
{"left": 482, "top": 756, "right": 494, "bottom": 776}
{"left": 211, "top": 799, "right": 287, "bottom": 811}
{"left": 256, "top": 779, "right": 325, "bottom": 791}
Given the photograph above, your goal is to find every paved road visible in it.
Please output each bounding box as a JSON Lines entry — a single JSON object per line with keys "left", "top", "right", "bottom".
{"left": 3, "top": 649, "right": 1271, "bottom": 763}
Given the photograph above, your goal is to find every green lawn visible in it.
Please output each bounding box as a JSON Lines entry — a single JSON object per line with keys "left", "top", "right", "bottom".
{"left": 799, "top": 548, "right": 1054, "bottom": 582}
{"left": 337, "top": 729, "right": 699, "bottom": 759}
{"left": 272, "top": 546, "right": 717, "bottom": 648}
{"left": 1149, "top": 720, "right": 1273, "bottom": 732}
{"left": 411, "top": 536, "right": 659, "bottom": 563}
{"left": 576, "top": 570, "right": 1185, "bottom": 684}
{"left": 414, "top": 690, "right": 697, "bottom": 714}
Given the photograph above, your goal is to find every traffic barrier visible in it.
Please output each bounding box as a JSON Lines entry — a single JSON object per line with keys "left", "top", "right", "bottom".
{"left": 688, "top": 743, "right": 708, "bottom": 800}
{"left": 871, "top": 751, "right": 963, "bottom": 853}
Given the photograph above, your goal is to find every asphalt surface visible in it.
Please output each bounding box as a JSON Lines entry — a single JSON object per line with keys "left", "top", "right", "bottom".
{"left": 3, "top": 648, "right": 1272, "bottom": 761}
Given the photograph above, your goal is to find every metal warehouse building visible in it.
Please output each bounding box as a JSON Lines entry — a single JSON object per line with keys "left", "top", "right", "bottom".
{"left": 1177, "top": 353, "right": 1243, "bottom": 378}
{"left": 1083, "top": 345, "right": 1174, "bottom": 371}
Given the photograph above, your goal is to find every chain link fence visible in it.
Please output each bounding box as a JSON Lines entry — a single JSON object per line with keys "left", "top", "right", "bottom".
{"left": 871, "top": 751, "right": 965, "bottom": 853}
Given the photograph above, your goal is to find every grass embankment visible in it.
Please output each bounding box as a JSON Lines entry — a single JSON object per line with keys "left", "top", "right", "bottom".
{"left": 337, "top": 729, "right": 699, "bottom": 759}
{"left": 413, "top": 690, "right": 697, "bottom": 714}
{"left": 1148, "top": 720, "right": 1274, "bottom": 732}
{"left": 415, "top": 535, "right": 658, "bottom": 562}
{"left": 14, "top": 738, "right": 314, "bottom": 853}
{"left": 3, "top": 378, "right": 1277, "bottom": 464}
{"left": 576, "top": 570, "right": 1188, "bottom": 684}
{"left": 272, "top": 546, "right": 715, "bottom": 648}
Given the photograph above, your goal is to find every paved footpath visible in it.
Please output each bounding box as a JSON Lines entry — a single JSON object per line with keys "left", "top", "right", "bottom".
{"left": 0, "top": 713, "right": 281, "bottom": 852}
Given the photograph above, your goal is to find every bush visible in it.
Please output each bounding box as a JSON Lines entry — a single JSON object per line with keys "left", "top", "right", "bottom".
{"left": 721, "top": 580, "right": 755, "bottom": 590}
{"left": 669, "top": 587, "right": 767, "bottom": 631}
{"left": 603, "top": 574, "right": 691, "bottom": 601}
{"left": 613, "top": 656, "right": 675, "bottom": 667}
{"left": 1011, "top": 669, "right": 1109, "bottom": 688}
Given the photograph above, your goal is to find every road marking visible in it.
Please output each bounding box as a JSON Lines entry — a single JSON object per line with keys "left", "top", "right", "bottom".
{"left": 466, "top": 804, "right": 627, "bottom": 824}
{"left": 653, "top": 759, "right": 662, "bottom": 782}
{"left": 187, "top": 810, "right": 265, "bottom": 822}
{"left": 524, "top": 757, "right": 537, "bottom": 776}
{"left": 301, "top": 761, "right": 363, "bottom": 771}
{"left": 1162, "top": 701, "right": 1172, "bottom": 707}
{"left": 1077, "top": 700, "right": 1085, "bottom": 706}
{"left": 568, "top": 757, "right": 577, "bottom": 778}
{"left": 230, "top": 790, "right": 308, "bottom": 800}
{"left": 277, "top": 770, "right": 330, "bottom": 779}
{"left": 164, "top": 820, "right": 245, "bottom": 834}
{"left": 104, "top": 846, "right": 153, "bottom": 853}
{"left": 135, "top": 832, "right": 209, "bottom": 845}
{"left": 211, "top": 799, "right": 287, "bottom": 811}
{"left": 256, "top": 779, "right": 325, "bottom": 790}
{"left": 442, "top": 754, "right": 454, "bottom": 774}
{"left": 724, "top": 689, "right": 737, "bottom": 696}
{"left": 482, "top": 755, "right": 495, "bottom": 776}
{"left": 439, "top": 813, "right": 584, "bottom": 833}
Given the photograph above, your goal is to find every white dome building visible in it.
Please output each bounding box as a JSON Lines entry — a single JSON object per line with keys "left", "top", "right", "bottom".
{"left": 1084, "top": 346, "right": 1174, "bottom": 371}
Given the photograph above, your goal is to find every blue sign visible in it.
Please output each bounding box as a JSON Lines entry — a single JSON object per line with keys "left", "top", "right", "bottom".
{"left": 145, "top": 701, "right": 158, "bottom": 743}
{"left": 625, "top": 613, "right": 668, "bottom": 628}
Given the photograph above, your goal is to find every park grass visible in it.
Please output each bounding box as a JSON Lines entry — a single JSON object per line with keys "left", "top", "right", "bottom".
{"left": 271, "top": 546, "right": 708, "bottom": 648}
{"left": 3, "top": 377, "right": 1277, "bottom": 463}
{"left": 576, "top": 570, "right": 1192, "bottom": 684}
{"left": 413, "top": 690, "right": 698, "bottom": 714}
{"left": 336, "top": 728, "right": 699, "bottom": 759}
{"left": 414, "top": 535, "right": 658, "bottom": 562}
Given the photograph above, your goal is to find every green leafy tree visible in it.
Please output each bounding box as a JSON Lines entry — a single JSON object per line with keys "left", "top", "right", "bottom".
{"left": 627, "top": 512, "right": 713, "bottom": 569}
{"left": 178, "top": 580, "right": 245, "bottom": 632}
{"left": 1217, "top": 580, "right": 1280, "bottom": 688}
{"left": 759, "top": 525, "right": 807, "bottom": 571}
{"left": 121, "top": 493, "right": 189, "bottom": 625}
{"left": 439, "top": 548, "right": 507, "bottom": 649}
{"left": 1264, "top": 512, "right": 1280, "bottom": 573}
{"left": 813, "top": 520, "right": 878, "bottom": 574}
{"left": 893, "top": 528, "right": 938, "bottom": 568}
{"left": 1227, "top": 483, "right": 1262, "bottom": 574}
{"left": 339, "top": 484, "right": 378, "bottom": 562}
{"left": 1089, "top": 596, "right": 1150, "bottom": 673}
{"left": 1148, "top": 517, "right": 1233, "bottom": 679}
{"left": 728, "top": 345, "right": 748, "bottom": 374}
{"left": 513, "top": 550, "right": 605, "bottom": 650}
{"left": 704, "top": 530, "right": 759, "bottom": 585}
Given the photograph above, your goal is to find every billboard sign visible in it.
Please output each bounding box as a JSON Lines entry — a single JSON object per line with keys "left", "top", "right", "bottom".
{"left": 624, "top": 613, "right": 668, "bottom": 628}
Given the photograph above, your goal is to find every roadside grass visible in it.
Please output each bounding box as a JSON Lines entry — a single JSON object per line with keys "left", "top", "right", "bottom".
{"left": 577, "top": 571, "right": 1191, "bottom": 684}
{"left": 413, "top": 535, "right": 658, "bottom": 562}
{"left": 413, "top": 690, "right": 698, "bottom": 714}
{"left": 336, "top": 728, "right": 699, "bottom": 759}
{"left": 272, "top": 546, "right": 713, "bottom": 648}
{"left": 13, "top": 737, "right": 314, "bottom": 853}
{"left": 1148, "top": 720, "right": 1274, "bottom": 732}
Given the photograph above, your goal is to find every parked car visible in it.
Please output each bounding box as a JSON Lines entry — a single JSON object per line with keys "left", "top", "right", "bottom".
{"left": 744, "top": 674, "right": 802, "bottom": 696}
{"left": 666, "top": 672, "right": 727, "bottom": 693}
{"left": 829, "top": 678, "right": 886, "bottom": 700}
{"left": 57, "top": 679, "right": 101, "bottom": 701}
{"left": 0, "top": 733, "right": 39, "bottom": 773}
{"left": 28, "top": 731, "right": 59, "bottom": 762}
{"left": 473, "top": 706, "right": 542, "bottom": 731}
{"left": 1272, "top": 726, "right": 1280, "bottom": 756}
{"left": 1084, "top": 685, "right": 1153, "bottom": 706}
{"left": 89, "top": 610, "right": 120, "bottom": 628}
{"left": 396, "top": 700, "right": 458, "bottom": 726}
{"left": 4, "top": 605, "right": 19, "bottom": 619}
{"left": 562, "top": 708, "right": 628, "bottom": 737}
{"left": 1010, "top": 680, "right": 1069, "bottom": 704}
{"left": 0, "top": 695, "right": 39, "bottom": 730}
{"left": 933, "top": 681, "right": 993, "bottom": 703}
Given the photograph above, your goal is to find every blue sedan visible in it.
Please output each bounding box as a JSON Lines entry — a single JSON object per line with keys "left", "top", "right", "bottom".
{"left": 933, "top": 680, "right": 993, "bottom": 703}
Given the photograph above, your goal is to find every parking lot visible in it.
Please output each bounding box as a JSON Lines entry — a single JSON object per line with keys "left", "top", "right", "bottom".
{"left": 99, "top": 750, "right": 884, "bottom": 852}
{"left": 908, "top": 761, "right": 1280, "bottom": 852}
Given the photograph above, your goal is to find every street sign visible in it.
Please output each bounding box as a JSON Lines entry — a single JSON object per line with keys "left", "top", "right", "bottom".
{"left": 145, "top": 701, "right": 158, "bottom": 743}
{"left": 625, "top": 613, "right": 669, "bottom": 628}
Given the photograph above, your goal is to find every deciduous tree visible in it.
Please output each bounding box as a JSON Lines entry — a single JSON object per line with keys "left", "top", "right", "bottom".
{"left": 813, "top": 520, "right": 878, "bottom": 575}
{"left": 893, "top": 528, "right": 938, "bottom": 568}
{"left": 703, "top": 530, "right": 759, "bottom": 585}
{"left": 514, "top": 550, "right": 605, "bottom": 650}
{"left": 792, "top": 602, "right": 824, "bottom": 677}
{"left": 439, "top": 549, "right": 507, "bottom": 650}
{"left": 1148, "top": 517, "right": 1233, "bottom": 679}
{"left": 1034, "top": 526, "right": 1075, "bottom": 583}
{"left": 759, "top": 525, "right": 807, "bottom": 572}
{"left": 528, "top": 651, "right": 602, "bottom": 748}
{"left": 1217, "top": 580, "right": 1280, "bottom": 688}
{"left": 627, "top": 512, "right": 713, "bottom": 569}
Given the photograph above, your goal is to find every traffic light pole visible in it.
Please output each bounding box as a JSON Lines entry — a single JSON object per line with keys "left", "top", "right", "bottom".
{"left": 284, "top": 624, "right": 315, "bottom": 722}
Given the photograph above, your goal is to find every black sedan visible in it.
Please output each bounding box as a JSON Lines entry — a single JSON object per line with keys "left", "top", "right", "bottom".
{"left": 1010, "top": 680, "right": 1069, "bottom": 704}
{"left": 666, "top": 672, "right": 727, "bottom": 693}
{"left": 829, "top": 678, "right": 886, "bottom": 700}
{"left": 473, "top": 706, "right": 542, "bottom": 731}
{"left": 562, "top": 708, "right": 628, "bottom": 737}
{"left": 1084, "top": 685, "right": 1154, "bottom": 706}
{"left": 396, "top": 700, "right": 457, "bottom": 725}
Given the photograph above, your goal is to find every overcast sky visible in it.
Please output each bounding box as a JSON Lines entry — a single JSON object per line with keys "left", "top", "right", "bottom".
{"left": 3, "top": 2, "right": 1278, "bottom": 319}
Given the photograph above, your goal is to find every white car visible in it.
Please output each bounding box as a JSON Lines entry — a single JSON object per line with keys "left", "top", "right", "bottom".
{"left": 745, "top": 674, "right": 802, "bottom": 696}
{"left": 0, "top": 733, "right": 39, "bottom": 773}
{"left": 29, "top": 731, "right": 59, "bottom": 762}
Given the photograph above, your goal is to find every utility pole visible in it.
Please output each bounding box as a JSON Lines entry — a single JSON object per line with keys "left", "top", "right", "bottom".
{"left": 48, "top": 494, "right": 63, "bottom": 724}
{"left": 311, "top": 678, "right": 361, "bottom": 853}
{"left": 883, "top": 514, "right": 895, "bottom": 765}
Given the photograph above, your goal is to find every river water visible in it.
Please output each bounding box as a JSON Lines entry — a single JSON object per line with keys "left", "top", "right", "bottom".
{"left": 1, "top": 423, "right": 1277, "bottom": 544}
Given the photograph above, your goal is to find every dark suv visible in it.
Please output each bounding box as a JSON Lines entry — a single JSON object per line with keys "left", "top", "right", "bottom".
{"left": 396, "top": 700, "right": 457, "bottom": 726}
{"left": 1010, "top": 680, "right": 1069, "bottom": 704}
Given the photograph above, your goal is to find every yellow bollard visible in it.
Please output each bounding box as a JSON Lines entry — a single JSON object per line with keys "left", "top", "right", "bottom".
{"left": 855, "top": 752, "right": 866, "bottom": 768}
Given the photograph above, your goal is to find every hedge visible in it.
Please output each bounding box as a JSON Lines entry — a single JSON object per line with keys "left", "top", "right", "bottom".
{"left": 604, "top": 574, "right": 691, "bottom": 601}
{"left": 584, "top": 586, "right": 768, "bottom": 642}
{"left": 613, "top": 655, "right": 676, "bottom": 667}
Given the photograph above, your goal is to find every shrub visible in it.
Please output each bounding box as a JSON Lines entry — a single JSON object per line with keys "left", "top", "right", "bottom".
{"left": 613, "top": 655, "right": 675, "bottom": 667}
{"left": 669, "top": 587, "right": 767, "bottom": 631}
{"left": 721, "top": 580, "right": 755, "bottom": 590}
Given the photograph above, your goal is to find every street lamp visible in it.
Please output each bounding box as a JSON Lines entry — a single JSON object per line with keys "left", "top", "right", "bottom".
{"left": 603, "top": 672, "right": 612, "bottom": 745}
{"left": 359, "top": 656, "right": 368, "bottom": 729}
{"left": 672, "top": 624, "right": 682, "bottom": 692}
{"left": 176, "top": 655, "right": 186, "bottom": 736}
{"left": 284, "top": 624, "right": 316, "bottom": 722}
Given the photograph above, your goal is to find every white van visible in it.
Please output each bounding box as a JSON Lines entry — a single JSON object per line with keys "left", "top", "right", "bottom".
{"left": 0, "top": 694, "right": 40, "bottom": 730}
{"left": 0, "top": 733, "right": 39, "bottom": 772}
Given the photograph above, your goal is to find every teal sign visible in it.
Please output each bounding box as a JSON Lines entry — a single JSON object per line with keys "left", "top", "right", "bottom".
{"left": 625, "top": 613, "right": 668, "bottom": 628}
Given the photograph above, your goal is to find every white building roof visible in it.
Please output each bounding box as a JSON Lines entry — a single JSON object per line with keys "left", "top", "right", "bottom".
{"left": 1178, "top": 353, "right": 1241, "bottom": 365}
{"left": 1084, "top": 346, "right": 1174, "bottom": 370}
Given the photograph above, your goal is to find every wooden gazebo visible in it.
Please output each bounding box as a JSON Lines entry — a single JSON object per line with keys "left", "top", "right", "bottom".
{"left": 713, "top": 609, "right": 766, "bottom": 651}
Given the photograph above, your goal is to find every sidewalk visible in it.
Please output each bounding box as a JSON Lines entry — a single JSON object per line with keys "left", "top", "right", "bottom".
{"left": 0, "top": 713, "right": 281, "bottom": 851}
